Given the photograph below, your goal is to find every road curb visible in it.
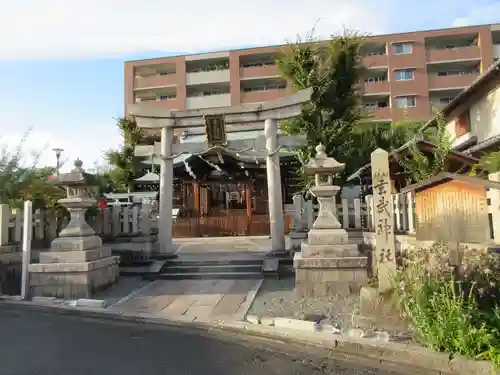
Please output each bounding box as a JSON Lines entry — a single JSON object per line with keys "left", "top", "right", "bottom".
{"left": 1, "top": 299, "right": 496, "bottom": 375}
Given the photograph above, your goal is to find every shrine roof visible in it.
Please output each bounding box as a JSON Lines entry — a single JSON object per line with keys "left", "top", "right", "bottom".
{"left": 463, "top": 134, "right": 500, "bottom": 156}
{"left": 346, "top": 139, "right": 479, "bottom": 183}
{"left": 400, "top": 172, "right": 500, "bottom": 194}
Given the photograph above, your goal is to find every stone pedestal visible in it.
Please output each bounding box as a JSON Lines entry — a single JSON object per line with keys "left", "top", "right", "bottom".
{"left": 294, "top": 226, "right": 368, "bottom": 297}
{"left": 293, "top": 144, "right": 368, "bottom": 297}
{"left": 29, "top": 230, "right": 119, "bottom": 299}
{"left": 29, "top": 239, "right": 119, "bottom": 299}
{"left": 28, "top": 159, "right": 119, "bottom": 299}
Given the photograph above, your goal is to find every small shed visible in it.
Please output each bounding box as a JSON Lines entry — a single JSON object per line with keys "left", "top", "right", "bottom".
{"left": 400, "top": 173, "right": 500, "bottom": 243}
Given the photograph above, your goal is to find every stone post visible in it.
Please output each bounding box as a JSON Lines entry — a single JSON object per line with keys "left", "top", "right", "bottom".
{"left": 294, "top": 144, "right": 368, "bottom": 297}
{"left": 489, "top": 172, "right": 500, "bottom": 243}
{"left": 158, "top": 126, "right": 176, "bottom": 258}
{"left": 0, "top": 204, "right": 10, "bottom": 246}
{"left": 289, "top": 194, "right": 308, "bottom": 252}
{"left": 21, "top": 200, "right": 33, "bottom": 300}
{"left": 370, "top": 149, "right": 397, "bottom": 293}
{"left": 265, "top": 118, "right": 286, "bottom": 255}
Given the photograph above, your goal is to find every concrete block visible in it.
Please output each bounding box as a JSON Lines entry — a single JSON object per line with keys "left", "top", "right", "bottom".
{"left": 261, "top": 317, "right": 275, "bottom": 326}
{"left": 273, "top": 317, "right": 316, "bottom": 332}
{"left": 50, "top": 235, "right": 103, "bottom": 252}
{"left": 76, "top": 299, "right": 107, "bottom": 308}
{"left": 262, "top": 258, "right": 279, "bottom": 272}
{"left": 347, "top": 328, "right": 364, "bottom": 339}
{"left": 307, "top": 229, "right": 349, "bottom": 245}
{"left": 246, "top": 315, "right": 261, "bottom": 324}
{"left": 39, "top": 247, "right": 112, "bottom": 263}
{"left": 32, "top": 296, "right": 56, "bottom": 305}
{"left": 301, "top": 243, "right": 360, "bottom": 258}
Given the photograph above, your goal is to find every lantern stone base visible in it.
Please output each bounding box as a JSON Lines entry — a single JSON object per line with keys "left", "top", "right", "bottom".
{"left": 293, "top": 226, "right": 368, "bottom": 297}
{"left": 28, "top": 254, "right": 119, "bottom": 299}
{"left": 293, "top": 252, "right": 368, "bottom": 297}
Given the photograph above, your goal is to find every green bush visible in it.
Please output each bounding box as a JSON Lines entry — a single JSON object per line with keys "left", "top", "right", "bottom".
{"left": 395, "top": 242, "right": 500, "bottom": 368}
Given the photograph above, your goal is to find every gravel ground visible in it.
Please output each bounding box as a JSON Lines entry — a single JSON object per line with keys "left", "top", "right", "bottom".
{"left": 247, "top": 278, "right": 360, "bottom": 328}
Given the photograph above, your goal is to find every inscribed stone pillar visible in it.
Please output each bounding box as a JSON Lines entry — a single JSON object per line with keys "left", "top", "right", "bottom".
{"left": 158, "top": 126, "right": 176, "bottom": 257}
{"left": 489, "top": 172, "right": 500, "bottom": 243}
{"left": 265, "top": 118, "right": 286, "bottom": 254}
{"left": 370, "top": 148, "right": 397, "bottom": 293}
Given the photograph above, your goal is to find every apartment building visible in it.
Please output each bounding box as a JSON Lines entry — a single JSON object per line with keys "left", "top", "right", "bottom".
{"left": 125, "top": 24, "right": 500, "bottom": 125}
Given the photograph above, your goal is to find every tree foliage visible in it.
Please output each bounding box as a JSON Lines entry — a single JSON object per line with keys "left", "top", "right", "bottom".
{"left": 398, "top": 111, "right": 452, "bottom": 183}
{"left": 0, "top": 130, "right": 65, "bottom": 212}
{"left": 472, "top": 151, "right": 500, "bottom": 175}
{"left": 105, "top": 117, "right": 142, "bottom": 192}
{"left": 277, "top": 30, "right": 423, "bottom": 192}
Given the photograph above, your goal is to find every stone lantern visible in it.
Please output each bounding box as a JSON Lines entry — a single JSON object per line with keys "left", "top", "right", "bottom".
{"left": 28, "top": 159, "right": 119, "bottom": 299}
{"left": 293, "top": 144, "right": 368, "bottom": 297}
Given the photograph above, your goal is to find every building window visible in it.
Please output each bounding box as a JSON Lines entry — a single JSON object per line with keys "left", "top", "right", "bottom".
{"left": 240, "top": 60, "right": 275, "bottom": 68}
{"left": 160, "top": 95, "right": 175, "bottom": 100}
{"left": 395, "top": 96, "right": 416, "bottom": 108}
{"left": 364, "top": 75, "right": 387, "bottom": 83}
{"left": 395, "top": 69, "right": 414, "bottom": 81}
{"left": 437, "top": 70, "right": 474, "bottom": 77}
{"left": 392, "top": 43, "right": 412, "bottom": 55}
{"left": 159, "top": 71, "right": 174, "bottom": 76}
{"left": 242, "top": 83, "right": 286, "bottom": 93}
{"left": 364, "top": 101, "right": 389, "bottom": 109}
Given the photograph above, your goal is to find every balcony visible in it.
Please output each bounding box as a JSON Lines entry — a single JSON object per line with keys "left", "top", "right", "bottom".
{"left": 186, "top": 93, "right": 231, "bottom": 109}
{"left": 428, "top": 73, "right": 478, "bottom": 91}
{"left": 362, "top": 80, "right": 390, "bottom": 95}
{"left": 186, "top": 69, "right": 230, "bottom": 86}
{"left": 362, "top": 54, "right": 389, "bottom": 68}
{"left": 364, "top": 107, "right": 391, "bottom": 120}
{"left": 240, "top": 64, "right": 279, "bottom": 79}
{"left": 133, "top": 98, "right": 181, "bottom": 110}
{"left": 427, "top": 46, "right": 480, "bottom": 63}
{"left": 134, "top": 73, "right": 177, "bottom": 89}
{"left": 240, "top": 89, "right": 286, "bottom": 104}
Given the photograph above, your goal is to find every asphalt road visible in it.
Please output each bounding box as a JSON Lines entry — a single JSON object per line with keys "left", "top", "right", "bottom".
{"left": 0, "top": 305, "right": 415, "bottom": 375}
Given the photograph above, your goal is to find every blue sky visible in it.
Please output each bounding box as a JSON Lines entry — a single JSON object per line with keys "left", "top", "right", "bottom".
{"left": 0, "top": 0, "right": 499, "bottom": 171}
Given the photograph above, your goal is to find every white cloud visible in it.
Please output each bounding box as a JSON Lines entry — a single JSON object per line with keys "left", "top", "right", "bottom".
{"left": 452, "top": 4, "right": 500, "bottom": 27}
{"left": 0, "top": 0, "right": 392, "bottom": 60}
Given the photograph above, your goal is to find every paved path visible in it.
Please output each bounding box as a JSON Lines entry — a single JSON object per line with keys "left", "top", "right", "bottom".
{"left": 0, "top": 305, "right": 409, "bottom": 375}
{"left": 111, "top": 279, "right": 262, "bottom": 322}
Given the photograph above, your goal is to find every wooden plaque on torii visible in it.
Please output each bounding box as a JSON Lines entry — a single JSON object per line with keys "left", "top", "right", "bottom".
{"left": 204, "top": 114, "right": 226, "bottom": 146}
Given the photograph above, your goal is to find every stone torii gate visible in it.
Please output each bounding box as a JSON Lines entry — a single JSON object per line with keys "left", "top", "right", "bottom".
{"left": 128, "top": 88, "right": 312, "bottom": 257}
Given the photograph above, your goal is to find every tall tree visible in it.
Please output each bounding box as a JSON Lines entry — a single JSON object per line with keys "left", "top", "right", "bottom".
{"left": 105, "top": 117, "right": 142, "bottom": 192}
{"left": 277, "top": 31, "right": 422, "bottom": 192}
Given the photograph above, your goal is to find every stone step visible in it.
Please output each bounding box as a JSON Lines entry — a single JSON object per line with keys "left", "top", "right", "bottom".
{"left": 161, "top": 264, "right": 262, "bottom": 274}
{"left": 120, "top": 260, "right": 166, "bottom": 277}
{"left": 156, "top": 272, "right": 263, "bottom": 280}
{"left": 164, "top": 259, "right": 263, "bottom": 267}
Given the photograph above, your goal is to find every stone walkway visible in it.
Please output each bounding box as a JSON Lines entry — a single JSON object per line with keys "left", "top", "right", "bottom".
{"left": 109, "top": 279, "right": 262, "bottom": 322}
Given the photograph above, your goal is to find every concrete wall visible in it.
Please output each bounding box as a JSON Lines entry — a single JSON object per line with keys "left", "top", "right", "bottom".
{"left": 469, "top": 83, "right": 500, "bottom": 142}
